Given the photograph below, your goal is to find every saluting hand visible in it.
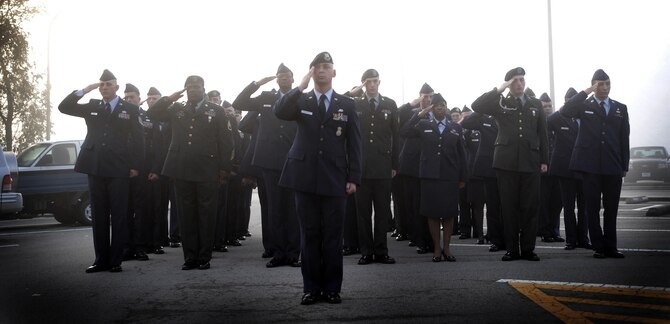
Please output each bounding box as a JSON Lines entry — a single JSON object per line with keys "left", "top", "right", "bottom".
{"left": 167, "top": 89, "right": 186, "bottom": 102}
{"left": 129, "top": 169, "right": 139, "bottom": 178}
{"left": 410, "top": 93, "right": 429, "bottom": 108}
{"left": 256, "top": 76, "right": 276, "bottom": 86}
{"left": 349, "top": 81, "right": 367, "bottom": 96}
{"left": 148, "top": 173, "right": 160, "bottom": 182}
{"left": 584, "top": 82, "right": 599, "bottom": 95}
{"left": 298, "top": 67, "right": 314, "bottom": 91}
{"left": 497, "top": 75, "right": 522, "bottom": 94}
{"left": 83, "top": 83, "right": 101, "bottom": 94}
{"left": 417, "top": 104, "right": 433, "bottom": 118}
{"left": 346, "top": 182, "right": 357, "bottom": 195}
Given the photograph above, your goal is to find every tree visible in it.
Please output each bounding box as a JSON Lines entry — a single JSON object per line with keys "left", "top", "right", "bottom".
{"left": 0, "top": 0, "right": 47, "bottom": 153}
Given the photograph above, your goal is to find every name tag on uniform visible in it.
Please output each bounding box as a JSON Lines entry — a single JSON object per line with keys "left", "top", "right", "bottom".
{"left": 300, "top": 110, "right": 313, "bottom": 116}
{"left": 90, "top": 112, "right": 98, "bottom": 116}
{"left": 424, "top": 129, "right": 433, "bottom": 133}
{"left": 585, "top": 110, "right": 594, "bottom": 115}
{"left": 263, "top": 104, "right": 272, "bottom": 108}
{"left": 483, "top": 123, "right": 491, "bottom": 127}
{"left": 560, "top": 127, "right": 570, "bottom": 130}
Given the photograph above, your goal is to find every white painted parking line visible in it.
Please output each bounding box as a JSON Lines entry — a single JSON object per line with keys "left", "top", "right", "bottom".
{"left": 0, "top": 228, "right": 90, "bottom": 237}
{"left": 0, "top": 244, "right": 19, "bottom": 248}
{"left": 632, "top": 204, "right": 663, "bottom": 211}
{"left": 452, "top": 243, "right": 670, "bottom": 253}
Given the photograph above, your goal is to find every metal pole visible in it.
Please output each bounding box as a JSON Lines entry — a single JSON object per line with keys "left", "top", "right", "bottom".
{"left": 547, "top": 0, "right": 556, "bottom": 106}
{"left": 46, "top": 14, "right": 58, "bottom": 141}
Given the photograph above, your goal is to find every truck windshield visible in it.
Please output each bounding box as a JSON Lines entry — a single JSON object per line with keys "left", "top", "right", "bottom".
{"left": 17, "top": 143, "right": 51, "bottom": 167}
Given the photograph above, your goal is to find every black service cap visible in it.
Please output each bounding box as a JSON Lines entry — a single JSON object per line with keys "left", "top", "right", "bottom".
{"left": 147, "top": 87, "right": 161, "bottom": 96}
{"left": 124, "top": 83, "right": 139, "bottom": 95}
{"left": 564, "top": 87, "right": 578, "bottom": 101}
{"left": 504, "top": 67, "right": 525, "bottom": 81}
{"left": 420, "top": 82, "right": 434, "bottom": 94}
{"left": 277, "top": 63, "right": 292, "bottom": 75}
{"left": 99, "top": 69, "right": 116, "bottom": 81}
{"left": 539, "top": 92, "right": 551, "bottom": 102}
{"left": 592, "top": 69, "right": 609, "bottom": 82}
{"left": 361, "top": 69, "right": 379, "bottom": 82}
{"left": 184, "top": 75, "right": 204, "bottom": 87}
{"left": 309, "top": 51, "right": 333, "bottom": 68}
{"left": 430, "top": 93, "right": 446, "bottom": 106}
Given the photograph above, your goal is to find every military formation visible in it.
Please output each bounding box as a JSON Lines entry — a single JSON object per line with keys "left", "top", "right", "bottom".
{"left": 58, "top": 51, "right": 629, "bottom": 305}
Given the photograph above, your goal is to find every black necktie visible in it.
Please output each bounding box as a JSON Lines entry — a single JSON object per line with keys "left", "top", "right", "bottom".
{"left": 318, "top": 94, "right": 327, "bottom": 121}
{"left": 517, "top": 98, "right": 523, "bottom": 109}
{"left": 105, "top": 102, "right": 111, "bottom": 114}
{"left": 369, "top": 98, "right": 376, "bottom": 112}
{"left": 599, "top": 101, "right": 606, "bottom": 115}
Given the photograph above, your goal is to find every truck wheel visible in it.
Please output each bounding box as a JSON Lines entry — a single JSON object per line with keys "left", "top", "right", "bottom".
{"left": 54, "top": 209, "right": 76, "bottom": 225}
{"left": 75, "top": 199, "right": 93, "bottom": 226}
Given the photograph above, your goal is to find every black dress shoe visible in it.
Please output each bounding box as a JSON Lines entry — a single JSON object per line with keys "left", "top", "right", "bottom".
{"left": 342, "top": 247, "right": 359, "bottom": 256}
{"left": 358, "top": 255, "right": 373, "bottom": 265}
{"left": 287, "top": 258, "right": 302, "bottom": 267}
{"left": 266, "top": 257, "right": 285, "bottom": 268}
{"left": 521, "top": 252, "right": 540, "bottom": 261}
{"left": 458, "top": 234, "right": 471, "bottom": 240}
{"left": 153, "top": 247, "right": 165, "bottom": 254}
{"left": 593, "top": 250, "right": 606, "bottom": 259}
{"left": 489, "top": 244, "right": 501, "bottom": 252}
{"left": 238, "top": 236, "right": 246, "bottom": 241}
{"left": 502, "top": 251, "right": 520, "bottom": 261}
{"left": 213, "top": 245, "right": 228, "bottom": 252}
{"left": 552, "top": 236, "right": 565, "bottom": 243}
{"left": 375, "top": 255, "right": 396, "bottom": 264}
{"left": 261, "top": 250, "right": 273, "bottom": 258}
{"left": 477, "top": 239, "right": 486, "bottom": 245}
{"left": 323, "top": 292, "right": 341, "bottom": 304}
{"left": 243, "top": 231, "right": 252, "bottom": 237}
{"left": 407, "top": 240, "right": 416, "bottom": 247}
{"left": 416, "top": 246, "right": 430, "bottom": 254}
{"left": 541, "top": 236, "right": 555, "bottom": 243}
{"left": 227, "top": 239, "right": 242, "bottom": 247}
{"left": 390, "top": 230, "right": 399, "bottom": 237}
{"left": 109, "top": 265, "right": 123, "bottom": 272}
{"left": 442, "top": 252, "right": 456, "bottom": 262}
{"left": 301, "top": 292, "right": 320, "bottom": 305}
{"left": 431, "top": 255, "right": 442, "bottom": 262}
{"left": 564, "top": 243, "right": 576, "bottom": 250}
{"left": 135, "top": 251, "right": 149, "bottom": 261}
{"left": 169, "top": 242, "right": 181, "bottom": 248}
{"left": 605, "top": 250, "right": 625, "bottom": 258}
{"left": 578, "top": 243, "right": 593, "bottom": 250}
{"left": 395, "top": 234, "right": 407, "bottom": 241}
{"left": 182, "top": 261, "right": 199, "bottom": 270}
{"left": 85, "top": 264, "right": 109, "bottom": 273}
{"left": 198, "top": 262, "right": 210, "bottom": 270}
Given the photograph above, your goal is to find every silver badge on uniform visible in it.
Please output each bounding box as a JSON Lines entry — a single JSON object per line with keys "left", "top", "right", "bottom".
{"left": 118, "top": 110, "right": 130, "bottom": 120}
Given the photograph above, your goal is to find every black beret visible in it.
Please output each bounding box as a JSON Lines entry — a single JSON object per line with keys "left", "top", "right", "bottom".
{"left": 99, "top": 69, "right": 116, "bottom": 81}
{"left": 450, "top": 107, "right": 461, "bottom": 113}
{"left": 524, "top": 87, "right": 536, "bottom": 98}
{"left": 222, "top": 100, "right": 232, "bottom": 108}
{"left": 207, "top": 90, "right": 221, "bottom": 98}
{"left": 430, "top": 93, "right": 446, "bottom": 106}
{"left": 504, "top": 67, "right": 525, "bottom": 81}
{"left": 184, "top": 75, "right": 204, "bottom": 87}
{"left": 361, "top": 69, "right": 379, "bottom": 82}
{"left": 309, "top": 51, "right": 333, "bottom": 68}
{"left": 592, "top": 69, "right": 609, "bottom": 82}
{"left": 539, "top": 92, "right": 551, "bottom": 102}
{"left": 564, "top": 87, "right": 578, "bottom": 101}
{"left": 277, "top": 63, "right": 292, "bottom": 75}
{"left": 462, "top": 105, "right": 472, "bottom": 112}
{"left": 420, "top": 82, "right": 434, "bottom": 94}
{"left": 147, "top": 87, "right": 161, "bottom": 96}
{"left": 124, "top": 83, "right": 139, "bottom": 95}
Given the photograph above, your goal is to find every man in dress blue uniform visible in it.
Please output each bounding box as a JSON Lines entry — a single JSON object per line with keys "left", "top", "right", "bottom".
{"left": 274, "top": 52, "right": 362, "bottom": 305}
{"left": 347, "top": 68, "right": 398, "bottom": 265}
{"left": 147, "top": 75, "right": 235, "bottom": 270}
{"left": 548, "top": 87, "right": 590, "bottom": 250}
{"left": 472, "top": 67, "right": 549, "bottom": 261}
{"left": 233, "top": 63, "right": 300, "bottom": 266}
{"left": 58, "top": 69, "right": 144, "bottom": 273}
{"left": 560, "top": 69, "right": 629, "bottom": 258}
{"left": 538, "top": 92, "right": 565, "bottom": 243}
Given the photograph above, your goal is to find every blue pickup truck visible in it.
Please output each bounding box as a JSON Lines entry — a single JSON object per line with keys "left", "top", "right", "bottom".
{"left": 15, "top": 140, "right": 91, "bottom": 225}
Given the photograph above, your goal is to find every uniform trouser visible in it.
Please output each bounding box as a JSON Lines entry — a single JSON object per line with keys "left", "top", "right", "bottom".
{"left": 399, "top": 175, "right": 431, "bottom": 249}
{"left": 458, "top": 185, "right": 472, "bottom": 236}
{"left": 88, "top": 175, "right": 129, "bottom": 267}
{"left": 295, "top": 191, "right": 346, "bottom": 294}
{"left": 558, "top": 177, "right": 589, "bottom": 246}
{"left": 342, "top": 194, "right": 359, "bottom": 249}
{"left": 174, "top": 179, "right": 218, "bottom": 263}
{"left": 154, "top": 176, "right": 170, "bottom": 247}
{"left": 225, "top": 174, "right": 242, "bottom": 242}
{"left": 241, "top": 185, "right": 253, "bottom": 234}
{"left": 581, "top": 173, "right": 622, "bottom": 252}
{"left": 263, "top": 169, "right": 300, "bottom": 261}
{"left": 256, "top": 177, "right": 272, "bottom": 253}
{"left": 356, "top": 178, "right": 392, "bottom": 256}
{"left": 127, "top": 175, "right": 148, "bottom": 253}
{"left": 138, "top": 176, "right": 166, "bottom": 249}
{"left": 483, "top": 177, "right": 504, "bottom": 247}
{"left": 214, "top": 184, "right": 228, "bottom": 247}
{"left": 538, "top": 175, "right": 563, "bottom": 237}
{"left": 168, "top": 179, "right": 180, "bottom": 242}
{"left": 392, "top": 176, "right": 409, "bottom": 236}
{"left": 496, "top": 169, "right": 540, "bottom": 254}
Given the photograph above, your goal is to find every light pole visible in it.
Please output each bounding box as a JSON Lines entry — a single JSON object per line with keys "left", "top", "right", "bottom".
{"left": 46, "top": 11, "right": 60, "bottom": 141}
{"left": 547, "top": 0, "right": 555, "bottom": 104}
